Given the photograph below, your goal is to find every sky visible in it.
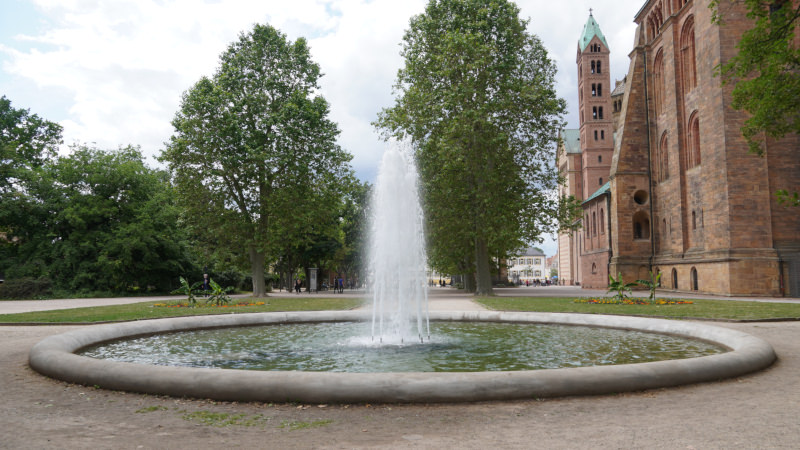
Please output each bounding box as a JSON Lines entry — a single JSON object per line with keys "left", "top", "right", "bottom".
{"left": 0, "top": 0, "right": 645, "bottom": 257}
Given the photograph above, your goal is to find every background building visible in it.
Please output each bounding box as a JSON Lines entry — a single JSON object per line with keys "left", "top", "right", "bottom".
{"left": 558, "top": 1, "right": 799, "bottom": 297}
{"left": 507, "top": 247, "right": 547, "bottom": 285}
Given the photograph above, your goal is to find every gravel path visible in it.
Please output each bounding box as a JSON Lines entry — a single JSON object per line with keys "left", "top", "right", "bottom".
{"left": 1, "top": 290, "right": 799, "bottom": 448}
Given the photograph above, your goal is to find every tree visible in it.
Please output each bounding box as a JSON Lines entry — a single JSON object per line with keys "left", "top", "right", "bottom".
{"left": 161, "top": 24, "right": 353, "bottom": 297}
{"left": 0, "top": 96, "right": 62, "bottom": 196}
{"left": 711, "top": 1, "right": 800, "bottom": 206}
{"left": 0, "top": 144, "right": 195, "bottom": 294}
{"left": 337, "top": 179, "right": 371, "bottom": 286}
{"left": 376, "top": 0, "right": 567, "bottom": 295}
{"left": 711, "top": 0, "right": 800, "bottom": 154}
{"left": 710, "top": 0, "right": 800, "bottom": 206}
{"left": 50, "top": 146, "right": 195, "bottom": 293}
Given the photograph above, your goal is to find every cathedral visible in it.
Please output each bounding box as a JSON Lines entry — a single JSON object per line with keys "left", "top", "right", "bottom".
{"left": 557, "top": 0, "right": 800, "bottom": 297}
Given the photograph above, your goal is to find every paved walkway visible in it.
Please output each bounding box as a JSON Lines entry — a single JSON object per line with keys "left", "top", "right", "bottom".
{"left": 2, "top": 288, "right": 800, "bottom": 447}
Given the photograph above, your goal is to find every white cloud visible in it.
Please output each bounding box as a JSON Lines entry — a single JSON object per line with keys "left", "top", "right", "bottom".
{"left": 2, "top": 0, "right": 643, "bottom": 256}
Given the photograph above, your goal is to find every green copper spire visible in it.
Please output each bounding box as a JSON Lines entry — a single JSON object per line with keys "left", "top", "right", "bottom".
{"left": 579, "top": 11, "right": 609, "bottom": 52}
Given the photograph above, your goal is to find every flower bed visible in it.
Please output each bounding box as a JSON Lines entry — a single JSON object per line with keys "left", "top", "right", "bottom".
{"left": 153, "top": 302, "right": 266, "bottom": 308}
{"left": 573, "top": 298, "right": 693, "bottom": 305}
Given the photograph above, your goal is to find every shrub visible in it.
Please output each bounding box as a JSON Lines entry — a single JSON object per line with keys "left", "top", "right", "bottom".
{"left": 0, "top": 277, "right": 53, "bottom": 299}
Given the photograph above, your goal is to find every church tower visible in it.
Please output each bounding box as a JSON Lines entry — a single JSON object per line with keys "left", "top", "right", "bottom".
{"left": 576, "top": 11, "right": 613, "bottom": 200}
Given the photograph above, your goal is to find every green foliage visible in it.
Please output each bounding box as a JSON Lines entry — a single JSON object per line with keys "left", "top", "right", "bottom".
{"left": 636, "top": 270, "right": 662, "bottom": 304}
{"left": 375, "top": 0, "right": 567, "bottom": 295}
{"left": 172, "top": 276, "right": 202, "bottom": 307}
{"left": 607, "top": 272, "right": 638, "bottom": 302}
{"left": 1, "top": 132, "right": 196, "bottom": 295}
{"left": 205, "top": 278, "right": 234, "bottom": 306}
{"left": 161, "top": 23, "right": 354, "bottom": 297}
{"left": 337, "top": 180, "right": 371, "bottom": 284}
{"left": 0, "top": 277, "right": 52, "bottom": 299}
{"left": 0, "top": 95, "right": 62, "bottom": 196}
{"left": 776, "top": 189, "right": 800, "bottom": 206}
{"left": 710, "top": 1, "right": 800, "bottom": 155}
{"left": 709, "top": 1, "right": 800, "bottom": 205}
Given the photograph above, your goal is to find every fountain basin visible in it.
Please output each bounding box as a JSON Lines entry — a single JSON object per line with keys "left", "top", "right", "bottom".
{"left": 29, "top": 311, "right": 776, "bottom": 403}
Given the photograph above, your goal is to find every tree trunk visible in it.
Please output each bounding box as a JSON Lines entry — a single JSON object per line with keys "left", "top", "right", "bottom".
{"left": 474, "top": 238, "right": 493, "bottom": 296}
{"left": 249, "top": 245, "right": 267, "bottom": 297}
{"left": 463, "top": 271, "right": 476, "bottom": 293}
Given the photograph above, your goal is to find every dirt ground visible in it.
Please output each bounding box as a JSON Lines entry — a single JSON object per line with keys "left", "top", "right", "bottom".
{"left": 1, "top": 318, "right": 799, "bottom": 449}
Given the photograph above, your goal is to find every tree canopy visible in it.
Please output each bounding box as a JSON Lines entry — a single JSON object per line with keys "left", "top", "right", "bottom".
{"left": 376, "top": 0, "right": 567, "bottom": 295}
{"left": 0, "top": 96, "right": 62, "bottom": 196}
{"left": 710, "top": 0, "right": 800, "bottom": 205}
{"left": 161, "top": 24, "right": 354, "bottom": 297}
{"left": 0, "top": 140, "right": 195, "bottom": 296}
{"left": 711, "top": 1, "right": 800, "bottom": 151}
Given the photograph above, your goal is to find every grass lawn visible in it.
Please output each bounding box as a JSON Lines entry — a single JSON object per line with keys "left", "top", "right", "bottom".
{"left": 0, "top": 297, "right": 365, "bottom": 323}
{"left": 476, "top": 297, "right": 800, "bottom": 321}
{"left": 2, "top": 295, "right": 798, "bottom": 323}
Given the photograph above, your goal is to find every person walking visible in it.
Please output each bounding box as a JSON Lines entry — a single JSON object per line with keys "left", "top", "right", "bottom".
{"left": 295, "top": 278, "right": 302, "bottom": 294}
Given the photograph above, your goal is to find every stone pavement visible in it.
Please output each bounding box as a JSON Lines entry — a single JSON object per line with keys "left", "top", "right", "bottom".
{"left": 1, "top": 287, "right": 800, "bottom": 447}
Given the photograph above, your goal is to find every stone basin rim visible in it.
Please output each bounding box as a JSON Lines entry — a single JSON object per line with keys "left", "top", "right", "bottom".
{"left": 28, "top": 311, "right": 777, "bottom": 403}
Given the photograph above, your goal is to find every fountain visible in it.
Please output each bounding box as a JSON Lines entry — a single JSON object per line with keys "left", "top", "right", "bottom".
{"left": 369, "top": 141, "right": 428, "bottom": 344}
{"left": 28, "top": 141, "right": 777, "bottom": 403}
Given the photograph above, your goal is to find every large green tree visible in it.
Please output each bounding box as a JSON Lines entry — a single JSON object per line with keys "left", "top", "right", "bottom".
{"left": 711, "top": 0, "right": 799, "bottom": 153}
{"left": 0, "top": 96, "right": 61, "bottom": 291}
{"left": 0, "top": 96, "right": 62, "bottom": 196}
{"left": 376, "top": 0, "right": 567, "bottom": 295}
{"left": 710, "top": 1, "right": 800, "bottom": 205}
{"left": 162, "top": 24, "right": 353, "bottom": 297}
{"left": 0, "top": 144, "right": 194, "bottom": 294}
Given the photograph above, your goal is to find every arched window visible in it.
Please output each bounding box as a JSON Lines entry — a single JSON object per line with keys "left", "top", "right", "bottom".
{"left": 594, "top": 130, "right": 598, "bottom": 140}
{"left": 680, "top": 17, "right": 697, "bottom": 91}
{"left": 597, "top": 61, "right": 602, "bottom": 73}
{"left": 598, "top": 107, "right": 604, "bottom": 119}
{"left": 653, "top": 49, "right": 665, "bottom": 114}
{"left": 598, "top": 84, "right": 602, "bottom": 96}
{"left": 600, "top": 209, "right": 605, "bottom": 234}
{"left": 686, "top": 111, "right": 701, "bottom": 168}
{"left": 585, "top": 215, "right": 590, "bottom": 239}
{"left": 592, "top": 84, "right": 597, "bottom": 96}
{"left": 692, "top": 211, "right": 697, "bottom": 230}
{"left": 633, "top": 212, "right": 651, "bottom": 240}
{"left": 592, "top": 211, "right": 597, "bottom": 236}
{"left": 658, "top": 132, "right": 669, "bottom": 182}
{"left": 591, "top": 61, "right": 596, "bottom": 74}
{"left": 591, "top": 263, "right": 597, "bottom": 274}
{"left": 593, "top": 107, "right": 598, "bottom": 119}
{"left": 691, "top": 267, "right": 698, "bottom": 291}
{"left": 672, "top": 268, "right": 678, "bottom": 289}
